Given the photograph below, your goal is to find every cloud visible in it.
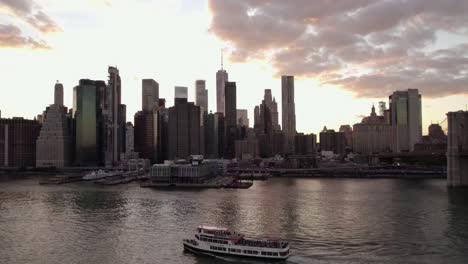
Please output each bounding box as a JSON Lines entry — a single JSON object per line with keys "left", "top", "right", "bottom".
{"left": 209, "top": 0, "right": 468, "bottom": 98}
{"left": 0, "top": 23, "right": 50, "bottom": 49}
{"left": 0, "top": 0, "right": 61, "bottom": 33}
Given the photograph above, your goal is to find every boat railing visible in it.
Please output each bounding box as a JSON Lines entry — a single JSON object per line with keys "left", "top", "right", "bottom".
{"left": 234, "top": 239, "right": 287, "bottom": 249}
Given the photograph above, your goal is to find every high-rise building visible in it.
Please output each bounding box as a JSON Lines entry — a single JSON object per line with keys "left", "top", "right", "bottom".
{"left": 175, "top": 86, "right": 188, "bottom": 101}
{"left": 142, "top": 79, "right": 159, "bottom": 112}
{"left": 0, "top": 118, "right": 41, "bottom": 167}
{"left": 295, "top": 133, "right": 317, "bottom": 155}
{"left": 263, "top": 89, "right": 280, "bottom": 130}
{"left": 339, "top": 125, "right": 353, "bottom": 151}
{"left": 195, "top": 80, "right": 208, "bottom": 113}
{"left": 224, "top": 81, "right": 237, "bottom": 158}
{"left": 447, "top": 111, "right": 468, "bottom": 187}
{"left": 54, "top": 82, "right": 64, "bottom": 106}
{"left": 36, "top": 83, "right": 72, "bottom": 168}
{"left": 73, "top": 79, "right": 101, "bottom": 166}
{"left": 236, "top": 109, "right": 249, "bottom": 127}
{"left": 282, "top": 76, "right": 296, "bottom": 153}
{"left": 216, "top": 66, "right": 229, "bottom": 114}
{"left": 168, "top": 97, "right": 202, "bottom": 160}
{"left": 106, "top": 66, "right": 125, "bottom": 165}
{"left": 389, "top": 89, "right": 422, "bottom": 152}
{"left": 319, "top": 128, "right": 346, "bottom": 156}
{"left": 353, "top": 105, "right": 394, "bottom": 154}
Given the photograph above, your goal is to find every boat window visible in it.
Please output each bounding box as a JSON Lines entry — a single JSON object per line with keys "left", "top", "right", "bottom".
{"left": 273, "top": 252, "right": 278, "bottom": 256}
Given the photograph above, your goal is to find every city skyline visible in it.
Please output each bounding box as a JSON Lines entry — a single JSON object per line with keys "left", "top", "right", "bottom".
{"left": 1, "top": 0, "right": 467, "bottom": 135}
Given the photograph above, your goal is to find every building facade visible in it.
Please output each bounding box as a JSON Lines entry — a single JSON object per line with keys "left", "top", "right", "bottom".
{"left": 0, "top": 118, "right": 41, "bottom": 167}
{"left": 142, "top": 79, "right": 159, "bottom": 112}
{"left": 195, "top": 80, "right": 208, "bottom": 113}
{"left": 447, "top": 111, "right": 468, "bottom": 187}
{"left": 224, "top": 81, "right": 237, "bottom": 159}
{"left": 216, "top": 69, "right": 228, "bottom": 114}
{"left": 236, "top": 109, "right": 249, "bottom": 128}
{"left": 389, "top": 89, "right": 422, "bottom": 152}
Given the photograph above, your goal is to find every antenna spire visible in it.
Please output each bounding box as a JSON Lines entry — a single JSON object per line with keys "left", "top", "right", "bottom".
{"left": 221, "top": 49, "right": 224, "bottom": 70}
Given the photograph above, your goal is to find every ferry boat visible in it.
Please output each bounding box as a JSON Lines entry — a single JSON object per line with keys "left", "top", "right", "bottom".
{"left": 183, "top": 226, "right": 290, "bottom": 260}
{"left": 82, "top": 170, "right": 117, "bottom": 181}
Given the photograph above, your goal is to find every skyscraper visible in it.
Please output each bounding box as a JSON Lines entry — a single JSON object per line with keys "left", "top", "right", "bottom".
{"left": 36, "top": 82, "right": 72, "bottom": 168}
{"left": 0, "top": 118, "right": 41, "bottom": 167}
{"left": 142, "top": 79, "right": 159, "bottom": 112}
{"left": 54, "top": 82, "right": 64, "bottom": 106}
{"left": 216, "top": 55, "right": 229, "bottom": 114}
{"left": 389, "top": 89, "right": 422, "bottom": 152}
{"left": 134, "top": 79, "right": 159, "bottom": 163}
{"left": 282, "top": 76, "right": 296, "bottom": 153}
{"left": 263, "top": 89, "right": 280, "bottom": 130}
{"left": 224, "top": 81, "right": 237, "bottom": 158}
{"left": 195, "top": 80, "right": 208, "bottom": 113}
{"left": 106, "top": 66, "right": 124, "bottom": 165}
{"left": 73, "top": 80, "right": 100, "bottom": 166}
{"left": 168, "top": 96, "right": 202, "bottom": 159}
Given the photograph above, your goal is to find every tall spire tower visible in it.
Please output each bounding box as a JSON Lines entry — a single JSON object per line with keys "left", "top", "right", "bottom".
{"left": 216, "top": 49, "right": 229, "bottom": 114}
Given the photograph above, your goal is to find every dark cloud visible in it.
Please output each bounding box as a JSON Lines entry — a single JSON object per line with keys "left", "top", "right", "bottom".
{"left": 0, "top": 24, "right": 50, "bottom": 49}
{"left": 209, "top": 0, "right": 468, "bottom": 98}
{"left": 0, "top": 0, "right": 61, "bottom": 33}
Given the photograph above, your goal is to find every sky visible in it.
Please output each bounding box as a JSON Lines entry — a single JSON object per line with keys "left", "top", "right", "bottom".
{"left": 0, "top": 0, "right": 467, "bottom": 135}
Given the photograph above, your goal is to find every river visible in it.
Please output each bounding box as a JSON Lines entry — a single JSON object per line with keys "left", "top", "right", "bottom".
{"left": 0, "top": 176, "right": 467, "bottom": 264}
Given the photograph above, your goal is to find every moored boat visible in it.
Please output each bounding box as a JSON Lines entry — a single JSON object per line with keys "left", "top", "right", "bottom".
{"left": 183, "top": 226, "right": 290, "bottom": 260}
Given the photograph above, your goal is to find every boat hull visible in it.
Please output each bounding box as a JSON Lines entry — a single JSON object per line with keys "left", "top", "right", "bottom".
{"left": 183, "top": 241, "right": 288, "bottom": 261}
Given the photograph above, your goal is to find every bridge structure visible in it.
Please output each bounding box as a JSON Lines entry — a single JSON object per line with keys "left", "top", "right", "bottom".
{"left": 447, "top": 111, "right": 468, "bottom": 187}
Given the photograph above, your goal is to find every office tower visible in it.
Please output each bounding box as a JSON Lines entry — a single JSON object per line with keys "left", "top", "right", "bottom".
{"left": 54, "top": 82, "right": 64, "bottom": 106}
{"left": 36, "top": 83, "right": 72, "bottom": 168}
{"left": 106, "top": 66, "right": 124, "bottom": 165}
{"left": 378, "top": 101, "right": 387, "bottom": 116}
{"left": 168, "top": 97, "right": 202, "bottom": 159}
{"left": 157, "top": 104, "right": 169, "bottom": 163}
{"left": 216, "top": 56, "right": 229, "bottom": 114}
{"left": 389, "top": 89, "right": 422, "bottom": 152}
{"left": 263, "top": 89, "right": 280, "bottom": 130}
{"left": 0, "top": 117, "right": 41, "bottom": 167}
{"left": 236, "top": 109, "right": 249, "bottom": 127}
{"left": 224, "top": 81, "right": 237, "bottom": 158}
{"left": 204, "top": 112, "right": 218, "bottom": 159}
{"left": 216, "top": 113, "right": 225, "bottom": 158}
{"left": 282, "top": 76, "right": 296, "bottom": 153}
{"left": 73, "top": 80, "right": 101, "bottom": 166}
{"left": 352, "top": 105, "right": 394, "bottom": 154}
{"left": 175, "top": 86, "right": 188, "bottom": 101}
{"left": 195, "top": 80, "right": 208, "bottom": 113}
{"left": 125, "top": 122, "right": 135, "bottom": 154}
{"left": 142, "top": 79, "right": 159, "bottom": 112}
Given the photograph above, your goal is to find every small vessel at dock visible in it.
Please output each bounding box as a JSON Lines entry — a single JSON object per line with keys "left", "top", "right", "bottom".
{"left": 183, "top": 226, "right": 290, "bottom": 260}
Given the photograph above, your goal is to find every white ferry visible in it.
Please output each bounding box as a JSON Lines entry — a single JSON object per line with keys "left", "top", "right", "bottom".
{"left": 183, "top": 226, "right": 290, "bottom": 260}
{"left": 82, "top": 170, "right": 117, "bottom": 181}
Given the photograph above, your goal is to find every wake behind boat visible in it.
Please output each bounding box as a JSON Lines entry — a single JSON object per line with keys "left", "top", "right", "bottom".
{"left": 183, "top": 226, "right": 290, "bottom": 260}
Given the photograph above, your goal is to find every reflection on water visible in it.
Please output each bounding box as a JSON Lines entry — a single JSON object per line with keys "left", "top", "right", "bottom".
{"left": 0, "top": 177, "right": 467, "bottom": 264}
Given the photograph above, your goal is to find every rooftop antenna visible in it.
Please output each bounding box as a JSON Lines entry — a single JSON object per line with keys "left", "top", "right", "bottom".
{"left": 221, "top": 48, "right": 224, "bottom": 70}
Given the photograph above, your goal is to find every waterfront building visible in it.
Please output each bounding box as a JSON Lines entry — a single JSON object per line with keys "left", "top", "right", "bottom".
{"left": 168, "top": 97, "right": 203, "bottom": 160}
{"left": 447, "top": 111, "right": 468, "bottom": 187}
{"left": 195, "top": 80, "right": 208, "bottom": 113}
{"left": 414, "top": 124, "right": 447, "bottom": 152}
{"left": 224, "top": 81, "right": 237, "bottom": 159}
{"left": 151, "top": 157, "right": 218, "bottom": 183}
{"left": 281, "top": 76, "right": 296, "bottom": 154}
{"left": 352, "top": 105, "right": 394, "bottom": 155}
{"left": 0, "top": 117, "right": 41, "bottom": 167}
{"left": 319, "top": 127, "right": 346, "bottom": 156}
{"left": 236, "top": 109, "right": 249, "bottom": 128}
{"left": 389, "top": 89, "right": 422, "bottom": 152}
{"left": 142, "top": 79, "right": 159, "bottom": 112}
